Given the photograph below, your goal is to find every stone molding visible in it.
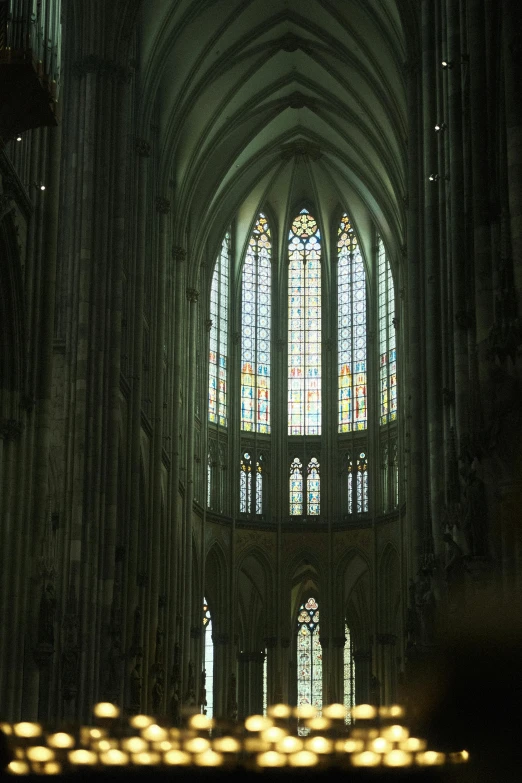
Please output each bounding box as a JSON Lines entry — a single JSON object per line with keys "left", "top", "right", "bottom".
{"left": 172, "top": 246, "right": 186, "bottom": 262}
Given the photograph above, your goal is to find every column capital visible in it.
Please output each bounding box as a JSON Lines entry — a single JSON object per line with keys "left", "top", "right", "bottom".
{"left": 73, "top": 55, "right": 130, "bottom": 82}
{"left": 353, "top": 649, "right": 371, "bottom": 662}
{"left": 332, "top": 636, "right": 346, "bottom": 649}
{"left": 186, "top": 288, "right": 199, "bottom": 303}
{"left": 319, "top": 636, "right": 329, "bottom": 648}
{"left": 156, "top": 197, "right": 171, "bottom": 214}
{"left": 264, "top": 636, "right": 277, "bottom": 649}
{"left": 172, "top": 246, "right": 186, "bottom": 262}
{"left": 190, "top": 626, "right": 201, "bottom": 639}
{"left": 376, "top": 633, "right": 397, "bottom": 646}
{"left": 135, "top": 138, "right": 152, "bottom": 157}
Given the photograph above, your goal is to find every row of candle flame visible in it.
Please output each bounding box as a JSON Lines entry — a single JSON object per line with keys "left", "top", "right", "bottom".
{"left": 1, "top": 702, "right": 469, "bottom": 775}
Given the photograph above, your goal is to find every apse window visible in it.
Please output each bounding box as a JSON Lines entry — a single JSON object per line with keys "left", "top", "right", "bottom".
{"left": 202, "top": 598, "right": 214, "bottom": 718}
{"left": 288, "top": 209, "right": 322, "bottom": 436}
{"left": 297, "top": 597, "right": 322, "bottom": 734}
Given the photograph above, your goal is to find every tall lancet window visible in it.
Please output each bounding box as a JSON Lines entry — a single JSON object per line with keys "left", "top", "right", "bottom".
{"left": 240, "top": 452, "right": 263, "bottom": 515}
{"left": 241, "top": 214, "right": 271, "bottom": 433}
{"left": 288, "top": 209, "right": 322, "bottom": 435}
{"left": 343, "top": 625, "right": 355, "bottom": 723}
{"left": 307, "top": 457, "right": 320, "bottom": 516}
{"left": 378, "top": 238, "right": 397, "bottom": 424}
{"left": 297, "top": 597, "right": 322, "bottom": 733}
{"left": 290, "top": 457, "right": 303, "bottom": 516}
{"left": 209, "top": 232, "right": 230, "bottom": 427}
{"left": 202, "top": 599, "right": 214, "bottom": 718}
{"left": 338, "top": 213, "right": 367, "bottom": 432}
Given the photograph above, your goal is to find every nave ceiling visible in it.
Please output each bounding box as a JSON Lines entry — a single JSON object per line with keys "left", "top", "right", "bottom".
{"left": 138, "top": 0, "right": 415, "bottom": 272}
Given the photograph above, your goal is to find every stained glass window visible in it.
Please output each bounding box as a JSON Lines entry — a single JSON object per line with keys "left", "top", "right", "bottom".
{"left": 263, "top": 648, "right": 268, "bottom": 717}
{"left": 290, "top": 457, "right": 303, "bottom": 516}
{"left": 392, "top": 442, "right": 398, "bottom": 508}
{"left": 256, "top": 456, "right": 263, "bottom": 515}
{"left": 343, "top": 625, "right": 354, "bottom": 723}
{"left": 356, "top": 452, "right": 368, "bottom": 513}
{"left": 297, "top": 597, "right": 322, "bottom": 734}
{"left": 240, "top": 452, "right": 263, "bottom": 515}
{"left": 347, "top": 454, "right": 354, "bottom": 514}
{"left": 288, "top": 209, "right": 322, "bottom": 435}
{"left": 381, "top": 444, "right": 389, "bottom": 512}
{"left": 240, "top": 453, "right": 252, "bottom": 514}
{"left": 209, "top": 232, "right": 230, "bottom": 427}
{"left": 241, "top": 214, "right": 271, "bottom": 433}
{"left": 338, "top": 214, "right": 367, "bottom": 432}
{"left": 378, "top": 238, "right": 397, "bottom": 425}
{"left": 202, "top": 598, "right": 214, "bottom": 718}
{"left": 307, "top": 458, "right": 320, "bottom": 516}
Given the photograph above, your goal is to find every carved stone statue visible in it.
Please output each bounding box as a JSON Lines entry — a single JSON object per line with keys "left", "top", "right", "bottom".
{"left": 227, "top": 672, "right": 238, "bottom": 721}
{"left": 38, "top": 582, "right": 56, "bottom": 647}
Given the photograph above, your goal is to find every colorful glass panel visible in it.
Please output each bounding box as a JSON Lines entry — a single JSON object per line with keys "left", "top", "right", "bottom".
{"left": 209, "top": 233, "right": 230, "bottom": 427}
{"left": 343, "top": 625, "right": 354, "bottom": 723}
{"left": 297, "top": 597, "right": 322, "bottom": 734}
{"left": 290, "top": 457, "right": 303, "bottom": 516}
{"left": 378, "top": 238, "right": 397, "bottom": 425}
{"left": 357, "top": 452, "right": 368, "bottom": 513}
{"left": 256, "top": 458, "right": 263, "bottom": 515}
{"left": 307, "top": 457, "right": 320, "bottom": 516}
{"left": 240, "top": 453, "right": 252, "bottom": 513}
{"left": 203, "top": 599, "right": 213, "bottom": 718}
{"left": 288, "top": 209, "right": 322, "bottom": 435}
{"left": 338, "top": 214, "right": 367, "bottom": 432}
{"left": 241, "top": 214, "right": 271, "bottom": 433}
{"left": 347, "top": 455, "right": 354, "bottom": 514}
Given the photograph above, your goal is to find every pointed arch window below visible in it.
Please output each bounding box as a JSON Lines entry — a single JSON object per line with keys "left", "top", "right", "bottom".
{"left": 290, "top": 457, "right": 303, "bottom": 516}
{"left": 288, "top": 209, "right": 322, "bottom": 436}
{"left": 338, "top": 213, "right": 367, "bottom": 433}
{"left": 297, "top": 597, "right": 322, "bottom": 735}
{"left": 241, "top": 213, "right": 272, "bottom": 433}
{"left": 202, "top": 599, "right": 214, "bottom": 718}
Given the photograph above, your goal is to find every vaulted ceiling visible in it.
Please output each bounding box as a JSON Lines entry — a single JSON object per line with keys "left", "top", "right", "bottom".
{"left": 139, "top": 0, "right": 414, "bottom": 270}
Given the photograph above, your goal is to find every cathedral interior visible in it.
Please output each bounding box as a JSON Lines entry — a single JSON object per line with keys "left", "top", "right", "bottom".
{"left": 1, "top": 0, "right": 522, "bottom": 776}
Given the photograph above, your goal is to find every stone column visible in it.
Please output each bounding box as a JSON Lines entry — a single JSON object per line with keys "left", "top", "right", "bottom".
{"left": 422, "top": 0, "right": 444, "bottom": 561}
{"left": 353, "top": 649, "right": 371, "bottom": 705}
{"left": 182, "top": 287, "right": 199, "bottom": 695}
{"left": 502, "top": 4, "right": 522, "bottom": 311}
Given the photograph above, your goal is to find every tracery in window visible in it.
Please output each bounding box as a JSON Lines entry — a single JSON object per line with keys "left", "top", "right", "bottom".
{"left": 241, "top": 214, "right": 271, "bottom": 433}
{"left": 347, "top": 453, "right": 354, "bottom": 514}
{"left": 392, "top": 442, "right": 399, "bottom": 508}
{"left": 343, "top": 624, "right": 354, "bottom": 723}
{"left": 356, "top": 452, "right": 368, "bottom": 513}
{"left": 202, "top": 598, "right": 214, "bottom": 718}
{"left": 381, "top": 444, "right": 389, "bottom": 512}
{"left": 288, "top": 209, "right": 322, "bottom": 436}
{"left": 240, "top": 452, "right": 263, "bottom": 515}
{"left": 338, "top": 214, "right": 367, "bottom": 432}
{"left": 209, "top": 232, "right": 230, "bottom": 427}
{"left": 307, "top": 457, "right": 320, "bottom": 516}
{"left": 290, "top": 457, "right": 303, "bottom": 516}
{"left": 240, "top": 453, "right": 252, "bottom": 514}
{"left": 297, "top": 597, "right": 322, "bottom": 734}
{"left": 378, "top": 238, "right": 397, "bottom": 425}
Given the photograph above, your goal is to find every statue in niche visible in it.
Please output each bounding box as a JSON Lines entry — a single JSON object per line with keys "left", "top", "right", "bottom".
{"left": 415, "top": 566, "right": 436, "bottom": 646}
{"left": 370, "top": 674, "right": 381, "bottom": 706}
{"left": 227, "top": 672, "right": 238, "bottom": 721}
{"left": 460, "top": 455, "right": 489, "bottom": 557}
{"left": 38, "top": 582, "right": 56, "bottom": 647}
{"left": 129, "top": 661, "right": 142, "bottom": 712}
{"left": 185, "top": 660, "right": 196, "bottom": 705}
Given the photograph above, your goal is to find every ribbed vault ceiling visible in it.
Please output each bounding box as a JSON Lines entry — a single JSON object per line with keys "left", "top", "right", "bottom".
{"left": 139, "top": 0, "right": 410, "bottom": 270}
